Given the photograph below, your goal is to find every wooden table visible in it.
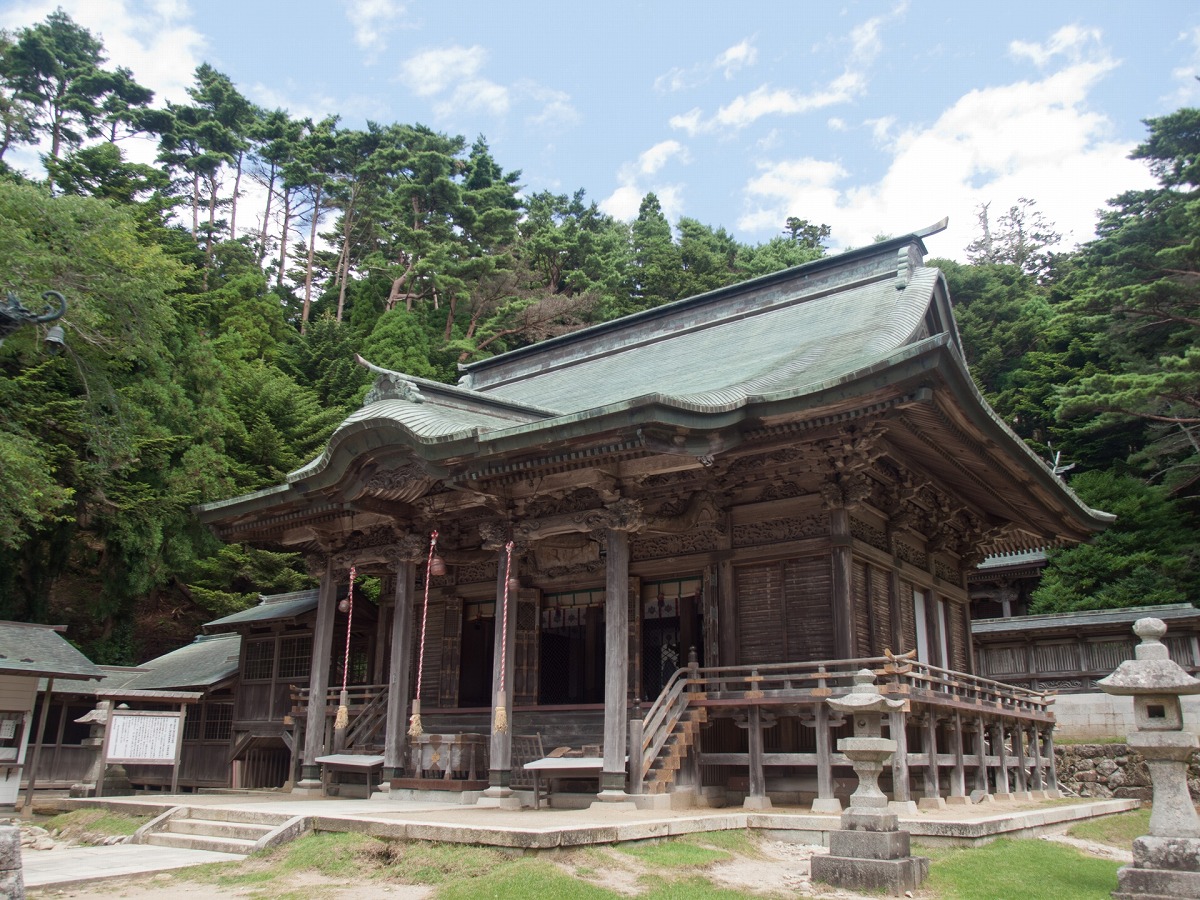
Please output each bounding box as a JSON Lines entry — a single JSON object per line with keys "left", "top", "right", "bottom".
{"left": 315, "top": 753, "right": 385, "bottom": 797}
{"left": 522, "top": 756, "right": 609, "bottom": 807}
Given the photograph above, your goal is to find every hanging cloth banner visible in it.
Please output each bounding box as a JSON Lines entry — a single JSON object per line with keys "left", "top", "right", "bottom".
{"left": 334, "top": 566, "right": 356, "bottom": 731}
{"left": 494, "top": 541, "right": 515, "bottom": 734}
{"left": 409, "top": 530, "right": 438, "bottom": 738}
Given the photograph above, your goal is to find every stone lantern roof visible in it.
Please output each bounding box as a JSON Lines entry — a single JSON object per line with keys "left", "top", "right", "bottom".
{"left": 1097, "top": 617, "right": 1200, "bottom": 696}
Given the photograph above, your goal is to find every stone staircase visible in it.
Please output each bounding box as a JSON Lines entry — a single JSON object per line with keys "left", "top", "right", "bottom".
{"left": 134, "top": 806, "right": 310, "bottom": 856}
{"left": 643, "top": 706, "right": 707, "bottom": 794}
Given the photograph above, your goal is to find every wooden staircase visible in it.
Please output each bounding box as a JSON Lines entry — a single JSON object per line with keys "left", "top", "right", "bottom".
{"left": 641, "top": 705, "right": 707, "bottom": 794}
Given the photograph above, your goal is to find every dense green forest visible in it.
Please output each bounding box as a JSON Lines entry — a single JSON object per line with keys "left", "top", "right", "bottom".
{"left": 0, "top": 12, "right": 1197, "bottom": 664}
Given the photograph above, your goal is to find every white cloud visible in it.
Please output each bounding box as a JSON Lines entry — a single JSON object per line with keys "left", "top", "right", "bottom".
{"left": 737, "top": 50, "right": 1154, "bottom": 260}
{"left": 716, "top": 39, "right": 758, "bottom": 79}
{"left": 638, "top": 140, "right": 688, "bottom": 175}
{"left": 599, "top": 141, "right": 689, "bottom": 222}
{"left": 435, "top": 79, "right": 510, "bottom": 118}
{"left": 522, "top": 84, "right": 579, "bottom": 127}
{"left": 599, "top": 185, "right": 644, "bottom": 220}
{"left": 399, "top": 45, "right": 488, "bottom": 97}
{"left": 0, "top": 0, "right": 205, "bottom": 105}
{"left": 656, "top": 37, "right": 758, "bottom": 92}
{"left": 342, "top": 0, "right": 406, "bottom": 55}
{"left": 1168, "top": 26, "right": 1200, "bottom": 107}
{"left": 827, "top": 117, "right": 848, "bottom": 132}
{"left": 1010, "top": 25, "right": 1103, "bottom": 68}
{"left": 670, "top": 8, "right": 900, "bottom": 134}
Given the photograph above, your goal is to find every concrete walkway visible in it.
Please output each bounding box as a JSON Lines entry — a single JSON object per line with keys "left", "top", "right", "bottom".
{"left": 22, "top": 843, "right": 244, "bottom": 890}
{"left": 19, "top": 791, "right": 1140, "bottom": 890}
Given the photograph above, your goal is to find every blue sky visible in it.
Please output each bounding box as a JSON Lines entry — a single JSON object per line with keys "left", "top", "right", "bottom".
{"left": 4, "top": 0, "right": 1200, "bottom": 260}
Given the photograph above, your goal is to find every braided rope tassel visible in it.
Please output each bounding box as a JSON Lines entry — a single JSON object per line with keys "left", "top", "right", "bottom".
{"left": 494, "top": 541, "right": 514, "bottom": 734}
{"left": 409, "top": 531, "right": 437, "bottom": 738}
{"left": 334, "top": 566, "right": 356, "bottom": 731}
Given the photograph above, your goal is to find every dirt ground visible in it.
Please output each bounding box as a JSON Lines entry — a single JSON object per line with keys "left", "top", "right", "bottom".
{"left": 26, "top": 838, "right": 882, "bottom": 900}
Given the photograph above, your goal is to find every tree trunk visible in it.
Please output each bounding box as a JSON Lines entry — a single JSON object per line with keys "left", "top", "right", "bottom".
{"left": 301, "top": 184, "right": 323, "bottom": 333}
{"left": 229, "top": 150, "right": 244, "bottom": 240}
{"left": 278, "top": 191, "right": 292, "bottom": 292}
{"left": 259, "top": 168, "right": 276, "bottom": 266}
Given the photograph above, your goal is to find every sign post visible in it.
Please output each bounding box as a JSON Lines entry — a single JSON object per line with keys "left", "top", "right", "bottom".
{"left": 100, "top": 709, "right": 187, "bottom": 795}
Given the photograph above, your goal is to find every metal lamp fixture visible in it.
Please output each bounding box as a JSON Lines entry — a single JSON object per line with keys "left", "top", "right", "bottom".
{"left": 0, "top": 290, "right": 68, "bottom": 347}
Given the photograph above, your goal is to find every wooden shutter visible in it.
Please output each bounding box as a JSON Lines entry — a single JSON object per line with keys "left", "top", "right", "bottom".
{"left": 783, "top": 556, "right": 834, "bottom": 661}
{"left": 513, "top": 589, "right": 541, "bottom": 705}
{"left": 437, "top": 596, "right": 462, "bottom": 708}
{"left": 735, "top": 563, "right": 785, "bottom": 665}
{"left": 899, "top": 579, "right": 917, "bottom": 656}
{"left": 853, "top": 561, "right": 871, "bottom": 657}
{"left": 870, "top": 565, "right": 892, "bottom": 655}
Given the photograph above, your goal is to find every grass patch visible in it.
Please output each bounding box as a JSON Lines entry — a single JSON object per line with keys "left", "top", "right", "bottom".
{"left": 1068, "top": 808, "right": 1151, "bottom": 847}
{"left": 362, "top": 839, "right": 511, "bottom": 884}
{"left": 1055, "top": 736, "right": 1128, "bottom": 746}
{"left": 677, "top": 829, "right": 761, "bottom": 857}
{"left": 179, "top": 832, "right": 374, "bottom": 888}
{"left": 435, "top": 858, "right": 617, "bottom": 899}
{"left": 617, "top": 838, "right": 731, "bottom": 868}
{"left": 40, "top": 807, "right": 149, "bottom": 838}
{"left": 923, "top": 837, "right": 1119, "bottom": 900}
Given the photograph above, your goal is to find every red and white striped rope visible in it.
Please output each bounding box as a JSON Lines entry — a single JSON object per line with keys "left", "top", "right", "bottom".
{"left": 416, "top": 530, "right": 437, "bottom": 698}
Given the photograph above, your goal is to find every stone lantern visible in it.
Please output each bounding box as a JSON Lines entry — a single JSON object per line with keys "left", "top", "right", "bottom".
{"left": 1097, "top": 616, "right": 1200, "bottom": 900}
{"left": 811, "top": 669, "right": 928, "bottom": 896}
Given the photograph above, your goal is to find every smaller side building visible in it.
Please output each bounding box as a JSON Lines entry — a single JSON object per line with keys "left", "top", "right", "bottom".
{"left": 0, "top": 622, "right": 103, "bottom": 805}
{"left": 972, "top": 603, "right": 1200, "bottom": 738}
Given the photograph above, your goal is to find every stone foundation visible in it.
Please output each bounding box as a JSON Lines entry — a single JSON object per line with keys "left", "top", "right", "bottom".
{"left": 1055, "top": 743, "right": 1200, "bottom": 801}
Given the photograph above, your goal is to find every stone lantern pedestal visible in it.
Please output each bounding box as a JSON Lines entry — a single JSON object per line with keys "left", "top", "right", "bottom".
{"left": 1098, "top": 617, "right": 1200, "bottom": 900}
{"left": 810, "top": 670, "right": 929, "bottom": 896}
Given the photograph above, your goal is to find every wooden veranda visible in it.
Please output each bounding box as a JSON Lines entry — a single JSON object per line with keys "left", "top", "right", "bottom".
{"left": 293, "top": 650, "right": 1057, "bottom": 807}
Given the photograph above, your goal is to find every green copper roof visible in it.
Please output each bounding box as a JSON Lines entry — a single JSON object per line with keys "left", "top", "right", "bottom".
{"left": 204, "top": 590, "right": 319, "bottom": 632}
{"left": 0, "top": 622, "right": 103, "bottom": 680}
{"left": 125, "top": 633, "right": 241, "bottom": 690}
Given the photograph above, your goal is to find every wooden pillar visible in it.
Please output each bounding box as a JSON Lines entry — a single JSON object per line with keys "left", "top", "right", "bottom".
{"left": 1013, "top": 724, "right": 1029, "bottom": 794}
{"left": 919, "top": 711, "right": 945, "bottom": 808}
{"left": 992, "top": 722, "right": 1011, "bottom": 798}
{"left": 383, "top": 544, "right": 419, "bottom": 778}
{"left": 297, "top": 556, "right": 338, "bottom": 791}
{"left": 1029, "top": 724, "right": 1045, "bottom": 792}
{"left": 487, "top": 544, "right": 519, "bottom": 792}
{"left": 599, "top": 528, "right": 631, "bottom": 797}
{"left": 974, "top": 715, "right": 989, "bottom": 795}
{"left": 23, "top": 677, "right": 54, "bottom": 809}
{"left": 829, "top": 507, "right": 855, "bottom": 659}
{"left": 811, "top": 704, "right": 842, "bottom": 813}
{"left": 947, "top": 710, "right": 968, "bottom": 803}
{"left": 1043, "top": 728, "right": 1060, "bottom": 796}
{"left": 718, "top": 557, "right": 736, "bottom": 666}
{"left": 743, "top": 704, "right": 771, "bottom": 810}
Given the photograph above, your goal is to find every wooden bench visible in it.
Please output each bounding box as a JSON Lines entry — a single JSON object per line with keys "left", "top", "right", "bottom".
{"left": 315, "top": 753, "right": 385, "bottom": 797}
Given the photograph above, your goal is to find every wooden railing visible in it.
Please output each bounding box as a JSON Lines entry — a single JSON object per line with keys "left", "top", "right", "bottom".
{"left": 629, "top": 653, "right": 1055, "bottom": 797}
{"left": 292, "top": 683, "right": 389, "bottom": 752}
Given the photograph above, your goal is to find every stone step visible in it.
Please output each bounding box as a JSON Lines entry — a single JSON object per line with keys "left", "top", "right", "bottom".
{"left": 168, "top": 818, "right": 275, "bottom": 841}
{"left": 180, "top": 806, "right": 292, "bottom": 827}
{"left": 145, "top": 831, "right": 257, "bottom": 856}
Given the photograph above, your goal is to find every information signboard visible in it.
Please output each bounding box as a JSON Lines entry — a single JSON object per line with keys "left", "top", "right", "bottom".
{"left": 106, "top": 710, "right": 182, "bottom": 764}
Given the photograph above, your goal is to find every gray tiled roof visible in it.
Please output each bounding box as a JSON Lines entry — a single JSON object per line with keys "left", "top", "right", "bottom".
{"left": 204, "top": 589, "right": 318, "bottom": 632}
{"left": 123, "top": 633, "right": 241, "bottom": 690}
{"left": 0, "top": 622, "right": 103, "bottom": 679}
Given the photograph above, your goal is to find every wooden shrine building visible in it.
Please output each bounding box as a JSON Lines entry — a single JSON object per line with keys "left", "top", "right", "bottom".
{"left": 196, "top": 224, "right": 1112, "bottom": 809}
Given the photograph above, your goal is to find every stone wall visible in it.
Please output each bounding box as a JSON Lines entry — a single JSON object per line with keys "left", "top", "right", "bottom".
{"left": 1055, "top": 743, "right": 1200, "bottom": 801}
{"left": 1051, "top": 692, "right": 1200, "bottom": 740}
